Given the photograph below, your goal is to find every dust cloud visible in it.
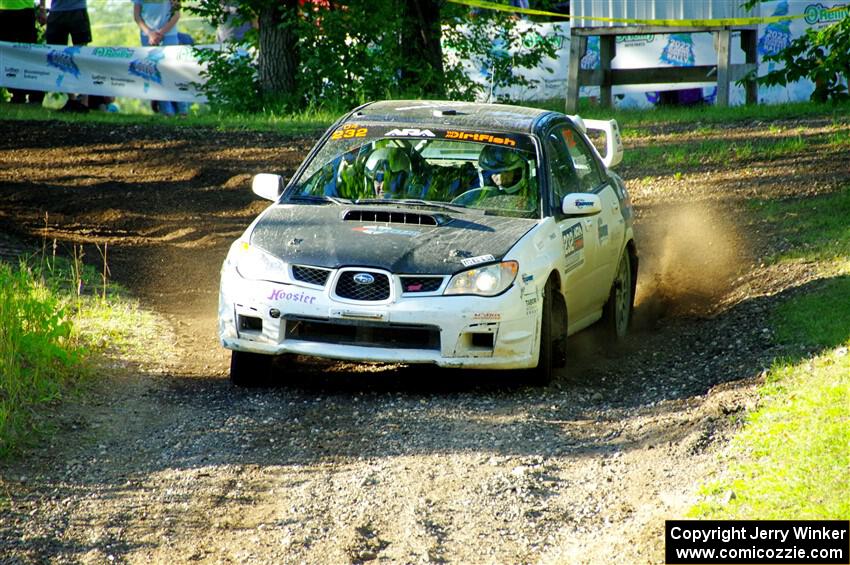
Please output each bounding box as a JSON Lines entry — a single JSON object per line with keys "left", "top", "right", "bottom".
{"left": 633, "top": 202, "right": 749, "bottom": 324}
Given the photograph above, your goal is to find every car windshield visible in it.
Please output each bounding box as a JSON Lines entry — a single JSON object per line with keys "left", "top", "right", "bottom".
{"left": 289, "top": 126, "right": 541, "bottom": 218}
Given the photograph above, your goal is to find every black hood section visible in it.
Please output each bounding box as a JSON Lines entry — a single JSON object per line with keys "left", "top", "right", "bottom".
{"left": 249, "top": 205, "right": 537, "bottom": 275}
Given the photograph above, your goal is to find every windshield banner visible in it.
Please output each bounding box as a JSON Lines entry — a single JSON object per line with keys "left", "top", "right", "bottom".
{"left": 329, "top": 123, "right": 536, "bottom": 152}
{"left": 0, "top": 41, "right": 207, "bottom": 102}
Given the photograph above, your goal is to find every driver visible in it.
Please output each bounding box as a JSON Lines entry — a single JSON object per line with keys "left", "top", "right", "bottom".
{"left": 477, "top": 145, "right": 536, "bottom": 211}
{"left": 363, "top": 146, "right": 412, "bottom": 198}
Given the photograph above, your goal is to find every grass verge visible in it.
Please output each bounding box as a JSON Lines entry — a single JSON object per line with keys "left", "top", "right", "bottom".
{"left": 0, "top": 100, "right": 337, "bottom": 136}
{"left": 5, "top": 96, "right": 849, "bottom": 141}
{"left": 750, "top": 187, "right": 850, "bottom": 266}
{"left": 690, "top": 188, "right": 850, "bottom": 520}
{"left": 0, "top": 249, "right": 160, "bottom": 458}
{"left": 533, "top": 97, "right": 850, "bottom": 129}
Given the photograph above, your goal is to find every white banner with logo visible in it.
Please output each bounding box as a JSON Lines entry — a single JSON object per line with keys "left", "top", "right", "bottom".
{"left": 465, "top": 0, "right": 848, "bottom": 107}
{"left": 0, "top": 41, "right": 207, "bottom": 102}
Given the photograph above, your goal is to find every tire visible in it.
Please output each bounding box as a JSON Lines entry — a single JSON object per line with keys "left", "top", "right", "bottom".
{"left": 528, "top": 280, "right": 559, "bottom": 386}
{"left": 602, "top": 249, "right": 634, "bottom": 341}
{"left": 229, "top": 350, "right": 272, "bottom": 387}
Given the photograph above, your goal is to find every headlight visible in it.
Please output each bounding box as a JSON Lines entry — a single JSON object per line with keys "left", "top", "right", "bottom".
{"left": 444, "top": 261, "right": 518, "bottom": 296}
{"left": 233, "top": 242, "right": 288, "bottom": 282}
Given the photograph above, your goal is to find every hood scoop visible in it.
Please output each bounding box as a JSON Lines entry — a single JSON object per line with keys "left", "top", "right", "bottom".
{"left": 343, "top": 209, "right": 445, "bottom": 226}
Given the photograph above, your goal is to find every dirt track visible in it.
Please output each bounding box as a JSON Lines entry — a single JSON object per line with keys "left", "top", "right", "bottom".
{"left": 0, "top": 115, "right": 847, "bottom": 564}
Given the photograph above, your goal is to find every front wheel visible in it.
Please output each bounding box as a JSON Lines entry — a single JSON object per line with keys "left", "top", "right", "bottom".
{"left": 602, "top": 249, "right": 634, "bottom": 341}
{"left": 528, "top": 280, "right": 564, "bottom": 386}
{"left": 230, "top": 350, "right": 272, "bottom": 387}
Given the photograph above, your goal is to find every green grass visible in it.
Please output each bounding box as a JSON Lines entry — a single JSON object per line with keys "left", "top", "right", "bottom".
{"left": 621, "top": 128, "right": 845, "bottom": 171}
{"left": 0, "top": 261, "right": 81, "bottom": 457}
{"left": 6, "top": 93, "right": 850, "bottom": 140}
{"left": 505, "top": 99, "right": 846, "bottom": 173}
{"left": 0, "top": 98, "right": 337, "bottom": 136}
{"left": 773, "top": 277, "right": 850, "bottom": 348}
{"left": 532, "top": 97, "right": 850, "bottom": 131}
{"left": 750, "top": 187, "right": 850, "bottom": 265}
{"left": 691, "top": 348, "right": 849, "bottom": 519}
{"left": 0, "top": 251, "right": 161, "bottom": 457}
{"left": 690, "top": 187, "right": 850, "bottom": 521}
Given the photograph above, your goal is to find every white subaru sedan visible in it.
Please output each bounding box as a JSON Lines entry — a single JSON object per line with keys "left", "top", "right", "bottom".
{"left": 219, "top": 100, "right": 637, "bottom": 386}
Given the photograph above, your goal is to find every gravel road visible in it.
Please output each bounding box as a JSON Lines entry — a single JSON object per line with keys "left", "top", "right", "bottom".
{"left": 0, "top": 115, "right": 847, "bottom": 564}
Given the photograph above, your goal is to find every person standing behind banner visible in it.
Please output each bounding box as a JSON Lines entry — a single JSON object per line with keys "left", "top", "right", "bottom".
{"left": 0, "top": 0, "right": 45, "bottom": 105}
{"left": 216, "top": 1, "right": 254, "bottom": 43}
{"left": 38, "top": 0, "right": 92, "bottom": 112}
{"left": 132, "top": 0, "right": 186, "bottom": 116}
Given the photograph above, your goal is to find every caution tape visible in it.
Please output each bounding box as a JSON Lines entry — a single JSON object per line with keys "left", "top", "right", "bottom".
{"left": 447, "top": 0, "right": 848, "bottom": 27}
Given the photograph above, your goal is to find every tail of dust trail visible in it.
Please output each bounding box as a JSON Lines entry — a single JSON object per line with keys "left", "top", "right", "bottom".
{"left": 633, "top": 202, "right": 749, "bottom": 325}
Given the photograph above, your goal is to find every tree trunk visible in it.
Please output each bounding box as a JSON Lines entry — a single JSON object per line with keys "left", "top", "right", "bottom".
{"left": 400, "top": 0, "right": 445, "bottom": 97}
{"left": 257, "top": 0, "right": 300, "bottom": 102}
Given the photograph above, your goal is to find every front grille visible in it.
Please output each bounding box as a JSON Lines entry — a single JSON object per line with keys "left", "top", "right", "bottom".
{"left": 344, "top": 209, "right": 439, "bottom": 225}
{"left": 292, "top": 265, "right": 331, "bottom": 287}
{"left": 335, "top": 271, "right": 390, "bottom": 301}
{"left": 285, "top": 316, "right": 440, "bottom": 350}
{"left": 400, "top": 276, "right": 444, "bottom": 293}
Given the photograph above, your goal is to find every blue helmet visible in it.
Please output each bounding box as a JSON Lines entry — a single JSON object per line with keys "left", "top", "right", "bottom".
{"left": 364, "top": 147, "right": 412, "bottom": 197}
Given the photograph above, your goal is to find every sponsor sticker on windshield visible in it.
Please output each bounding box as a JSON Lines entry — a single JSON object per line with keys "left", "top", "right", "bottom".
{"left": 386, "top": 128, "right": 436, "bottom": 137}
{"left": 445, "top": 131, "right": 517, "bottom": 147}
{"left": 327, "top": 125, "right": 533, "bottom": 151}
{"left": 331, "top": 124, "right": 368, "bottom": 140}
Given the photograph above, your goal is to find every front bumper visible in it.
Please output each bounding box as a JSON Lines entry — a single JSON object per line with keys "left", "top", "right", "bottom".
{"left": 218, "top": 267, "right": 541, "bottom": 370}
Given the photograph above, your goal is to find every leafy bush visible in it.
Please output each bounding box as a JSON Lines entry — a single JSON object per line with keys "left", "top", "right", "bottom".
{"left": 193, "top": 43, "right": 262, "bottom": 113}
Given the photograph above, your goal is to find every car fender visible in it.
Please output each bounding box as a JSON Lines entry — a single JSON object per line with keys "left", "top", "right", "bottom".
{"left": 503, "top": 217, "right": 565, "bottom": 303}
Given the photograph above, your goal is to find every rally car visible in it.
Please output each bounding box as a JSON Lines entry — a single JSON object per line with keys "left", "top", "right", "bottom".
{"left": 218, "top": 100, "right": 637, "bottom": 386}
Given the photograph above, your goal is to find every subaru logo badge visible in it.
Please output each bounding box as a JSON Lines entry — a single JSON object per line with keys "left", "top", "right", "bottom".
{"left": 353, "top": 273, "right": 375, "bottom": 285}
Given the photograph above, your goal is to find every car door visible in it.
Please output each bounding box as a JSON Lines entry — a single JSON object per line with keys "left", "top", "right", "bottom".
{"left": 544, "top": 128, "right": 599, "bottom": 325}
{"left": 558, "top": 124, "right": 625, "bottom": 305}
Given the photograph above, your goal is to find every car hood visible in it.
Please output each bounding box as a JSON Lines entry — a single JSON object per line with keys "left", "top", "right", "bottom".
{"left": 249, "top": 204, "right": 537, "bottom": 275}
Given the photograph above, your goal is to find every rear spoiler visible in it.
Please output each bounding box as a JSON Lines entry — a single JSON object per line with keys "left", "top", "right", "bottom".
{"left": 568, "top": 116, "right": 624, "bottom": 169}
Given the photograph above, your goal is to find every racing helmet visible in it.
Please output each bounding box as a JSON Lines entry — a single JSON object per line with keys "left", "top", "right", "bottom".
{"left": 364, "top": 146, "right": 412, "bottom": 197}
{"left": 478, "top": 145, "right": 528, "bottom": 194}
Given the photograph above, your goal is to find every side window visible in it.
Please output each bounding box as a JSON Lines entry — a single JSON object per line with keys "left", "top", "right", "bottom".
{"left": 546, "top": 132, "right": 580, "bottom": 211}
{"left": 560, "top": 126, "right": 604, "bottom": 191}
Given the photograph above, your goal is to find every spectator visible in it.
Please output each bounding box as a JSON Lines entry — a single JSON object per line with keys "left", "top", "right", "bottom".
{"left": 152, "top": 31, "right": 191, "bottom": 115}
{"left": 132, "top": 0, "right": 186, "bottom": 116}
{"left": 0, "top": 0, "right": 45, "bottom": 105}
{"left": 38, "top": 0, "right": 92, "bottom": 112}
{"left": 216, "top": 1, "right": 254, "bottom": 43}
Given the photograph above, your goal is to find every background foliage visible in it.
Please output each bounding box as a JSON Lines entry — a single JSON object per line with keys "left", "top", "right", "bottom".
{"left": 187, "top": 1, "right": 558, "bottom": 112}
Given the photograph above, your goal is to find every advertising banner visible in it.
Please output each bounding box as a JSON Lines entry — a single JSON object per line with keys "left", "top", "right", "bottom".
{"left": 464, "top": 0, "right": 848, "bottom": 107}
{"left": 0, "top": 41, "right": 207, "bottom": 103}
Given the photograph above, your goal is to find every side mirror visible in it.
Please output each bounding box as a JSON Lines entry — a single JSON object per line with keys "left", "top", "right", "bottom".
{"left": 562, "top": 193, "right": 602, "bottom": 216}
{"left": 252, "top": 173, "right": 283, "bottom": 201}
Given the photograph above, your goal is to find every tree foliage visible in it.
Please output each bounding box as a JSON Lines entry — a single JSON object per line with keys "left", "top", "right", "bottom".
{"left": 742, "top": 1, "right": 849, "bottom": 102}
{"left": 189, "top": 0, "right": 558, "bottom": 112}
